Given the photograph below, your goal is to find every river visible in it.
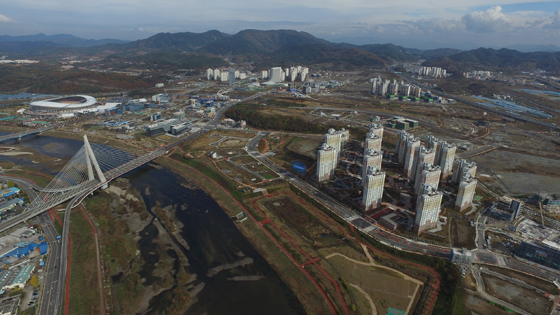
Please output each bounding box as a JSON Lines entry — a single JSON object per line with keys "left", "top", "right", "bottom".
{"left": 1, "top": 132, "right": 305, "bottom": 315}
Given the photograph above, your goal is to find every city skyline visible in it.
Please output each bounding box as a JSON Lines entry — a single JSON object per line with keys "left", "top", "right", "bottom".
{"left": 0, "top": 1, "right": 559, "bottom": 49}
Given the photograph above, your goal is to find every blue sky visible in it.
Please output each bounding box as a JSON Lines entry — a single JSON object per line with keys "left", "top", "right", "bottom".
{"left": 0, "top": 0, "right": 559, "bottom": 49}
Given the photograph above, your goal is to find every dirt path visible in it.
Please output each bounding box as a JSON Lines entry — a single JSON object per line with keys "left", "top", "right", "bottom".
{"left": 349, "top": 283, "right": 378, "bottom": 315}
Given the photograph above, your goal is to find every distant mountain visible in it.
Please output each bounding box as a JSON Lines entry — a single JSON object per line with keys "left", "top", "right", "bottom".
{"left": 503, "top": 44, "right": 560, "bottom": 53}
{"left": 423, "top": 47, "right": 560, "bottom": 73}
{"left": 121, "top": 30, "right": 228, "bottom": 52}
{"left": 0, "top": 41, "right": 60, "bottom": 52}
{"left": 0, "top": 33, "right": 128, "bottom": 47}
{"left": 358, "top": 43, "right": 420, "bottom": 62}
{"left": 420, "top": 48, "right": 462, "bottom": 59}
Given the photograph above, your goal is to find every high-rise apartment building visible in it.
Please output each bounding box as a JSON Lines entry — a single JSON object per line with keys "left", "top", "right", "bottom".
{"left": 438, "top": 141, "right": 456, "bottom": 180}
{"left": 455, "top": 175, "right": 477, "bottom": 211}
{"left": 403, "top": 137, "right": 420, "bottom": 177}
{"left": 364, "top": 132, "right": 382, "bottom": 152}
{"left": 362, "top": 166, "right": 385, "bottom": 211}
{"left": 228, "top": 69, "right": 235, "bottom": 86}
{"left": 325, "top": 128, "right": 343, "bottom": 154}
{"left": 269, "top": 67, "right": 283, "bottom": 83}
{"left": 316, "top": 143, "right": 338, "bottom": 182}
{"left": 206, "top": 68, "right": 214, "bottom": 80}
{"left": 362, "top": 149, "right": 383, "bottom": 185}
{"left": 368, "top": 123, "right": 384, "bottom": 138}
{"left": 414, "top": 185, "right": 443, "bottom": 234}
{"left": 412, "top": 147, "right": 435, "bottom": 183}
{"left": 415, "top": 164, "right": 441, "bottom": 195}
{"left": 452, "top": 160, "right": 477, "bottom": 184}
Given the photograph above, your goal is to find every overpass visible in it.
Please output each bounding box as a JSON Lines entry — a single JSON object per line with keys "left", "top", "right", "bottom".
{"left": 0, "top": 125, "right": 54, "bottom": 142}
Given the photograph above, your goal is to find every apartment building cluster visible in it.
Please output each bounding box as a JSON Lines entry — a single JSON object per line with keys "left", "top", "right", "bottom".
{"left": 370, "top": 78, "right": 422, "bottom": 98}
{"left": 395, "top": 132, "right": 477, "bottom": 234}
{"left": 262, "top": 66, "right": 309, "bottom": 83}
{"left": 206, "top": 68, "right": 248, "bottom": 85}
{"left": 463, "top": 70, "right": 495, "bottom": 80}
{"left": 316, "top": 128, "right": 349, "bottom": 182}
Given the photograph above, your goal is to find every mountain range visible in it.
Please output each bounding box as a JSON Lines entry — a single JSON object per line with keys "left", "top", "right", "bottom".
{"left": 1, "top": 30, "right": 560, "bottom": 73}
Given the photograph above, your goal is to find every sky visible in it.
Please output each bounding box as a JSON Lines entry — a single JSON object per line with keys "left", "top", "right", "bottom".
{"left": 1, "top": 0, "right": 560, "bottom": 49}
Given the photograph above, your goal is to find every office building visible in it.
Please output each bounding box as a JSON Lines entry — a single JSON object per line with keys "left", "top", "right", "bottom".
{"left": 145, "top": 118, "right": 179, "bottom": 137}
{"left": 452, "top": 160, "right": 477, "bottom": 184}
{"left": 415, "top": 164, "right": 441, "bottom": 195}
{"left": 414, "top": 185, "right": 443, "bottom": 234}
{"left": 517, "top": 240, "right": 560, "bottom": 270}
{"left": 413, "top": 147, "right": 435, "bottom": 184}
{"left": 455, "top": 175, "right": 477, "bottom": 211}
{"left": 362, "top": 166, "right": 385, "bottom": 211}
{"left": 316, "top": 143, "right": 338, "bottom": 182}
{"left": 362, "top": 149, "right": 383, "bottom": 185}
{"left": 438, "top": 141, "right": 456, "bottom": 180}
{"left": 403, "top": 137, "right": 420, "bottom": 177}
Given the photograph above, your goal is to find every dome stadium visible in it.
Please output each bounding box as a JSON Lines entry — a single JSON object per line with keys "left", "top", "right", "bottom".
{"left": 29, "top": 95, "right": 98, "bottom": 113}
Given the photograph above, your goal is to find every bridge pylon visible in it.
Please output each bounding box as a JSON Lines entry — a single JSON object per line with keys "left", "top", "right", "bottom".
{"left": 83, "top": 135, "right": 108, "bottom": 189}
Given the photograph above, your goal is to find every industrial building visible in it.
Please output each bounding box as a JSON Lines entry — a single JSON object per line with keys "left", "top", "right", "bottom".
{"left": 362, "top": 166, "right": 385, "bottom": 211}
{"left": 0, "top": 199, "right": 24, "bottom": 216}
{"left": 0, "top": 188, "right": 20, "bottom": 198}
{"left": 414, "top": 185, "right": 443, "bottom": 234}
{"left": 455, "top": 175, "right": 477, "bottom": 211}
{"left": 1, "top": 265, "right": 34, "bottom": 292}
{"left": 362, "top": 149, "right": 383, "bottom": 185}
{"left": 316, "top": 143, "right": 338, "bottom": 182}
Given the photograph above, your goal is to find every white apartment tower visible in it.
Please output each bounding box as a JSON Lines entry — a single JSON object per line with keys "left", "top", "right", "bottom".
{"left": 403, "top": 137, "right": 420, "bottom": 177}
{"left": 452, "top": 160, "right": 477, "bottom": 184}
{"left": 340, "top": 128, "right": 350, "bottom": 147}
{"left": 412, "top": 147, "right": 435, "bottom": 183}
{"left": 214, "top": 69, "right": 221, "bottom": 81}
{"left": 395, "top": 130, "right": 409, "bottom": 164}
{"left": 325, "top": 128, "right": 343, "bottom": 154}
{"left": 415, "top": 164, "right": 441, "bottom": 195}
{"left": 206, "top": 68, "right": 214, "bottom": 80}
{"left": 270, "top": 67, "right": 283, "bottom": 83}
{"left": 438, "top": 142, "right": 457, "bottom": 180}
{"left": 316, "top": 143, "right": 338, "bottom": 182}
{"left": 427, "top": 136, "right": 441, "bottom": 165}
{"left": 362, "top": 149, "right": 383, "bottom": 185}
{"left": 368, "top": 123, "right": 384, "bottom": 138}
{"left": 455, "top": 175, "right": 477, "bottom": 211}
{"left": 364, "top": 132, "right": 382, "bottom": 153}
{"left": 362, "top": 166, "right": 386, "bottom": 211}
{"left": 414, "top": 185, "right": 443, "bottom": 234}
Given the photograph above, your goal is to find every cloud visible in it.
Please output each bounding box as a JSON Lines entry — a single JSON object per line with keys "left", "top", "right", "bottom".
{"left": 543, "top": 9, "right": 560, "bottom": 29}
{"left": 0, "top": 14, "right": 16, "bottom": 23}
{"left": 462, "top": 6, "right": 510, "bottom": 32}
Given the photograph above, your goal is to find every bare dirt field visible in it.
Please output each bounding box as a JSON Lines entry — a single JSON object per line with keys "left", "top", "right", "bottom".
{"left": 472, "top": 150, "right": 560, "bottom": 194}
{"left": 483, "top": 274, "right": 553, "bottom": 314}
{"left": 484, "top": 265, "right": 559, "bottom": 295}
{"left": 286, "top": 137, "right": 321, "bottom": 159}
{"left": 462, "top": 291, "right": 513, "bottom": 315}
{"left": 450, "top": 219, "right": 477, "bottom": 249}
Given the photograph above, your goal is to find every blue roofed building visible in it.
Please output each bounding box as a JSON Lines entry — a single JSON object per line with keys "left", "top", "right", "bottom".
{"left": 1, "top": 187, "right": 20, "bottom": 198}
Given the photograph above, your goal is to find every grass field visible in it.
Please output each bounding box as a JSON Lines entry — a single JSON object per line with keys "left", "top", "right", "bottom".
{"left": 68, "top": 209, "right": 101, "bottom": 315}
{"left": 327, "top": 254, "right": 419, "bottom": 315}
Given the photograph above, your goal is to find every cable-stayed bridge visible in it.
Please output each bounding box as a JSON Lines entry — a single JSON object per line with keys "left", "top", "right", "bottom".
{"left": 0, "top": 130, "right": 204, "bottom": 233}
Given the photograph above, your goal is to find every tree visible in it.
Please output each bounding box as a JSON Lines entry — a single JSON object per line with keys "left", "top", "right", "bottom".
{"left": 30, "top": 275, "right": 39, "bottom": 288}
{"left": 7, "top": 181, "right": 14, "bottom": 188}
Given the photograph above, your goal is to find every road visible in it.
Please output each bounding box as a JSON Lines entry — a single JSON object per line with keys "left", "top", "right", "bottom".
{"left": 245, "top": 132, "right": 451, "bottom": 258}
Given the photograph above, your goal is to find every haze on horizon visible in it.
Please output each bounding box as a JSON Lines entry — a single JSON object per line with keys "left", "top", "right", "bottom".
{"left": 1, "top": 0, "right": 560, "bottom": 50}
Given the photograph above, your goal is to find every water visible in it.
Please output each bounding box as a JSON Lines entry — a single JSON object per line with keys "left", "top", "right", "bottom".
{"left": 3, "top": 133, "right": 305, "bottom": 315}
